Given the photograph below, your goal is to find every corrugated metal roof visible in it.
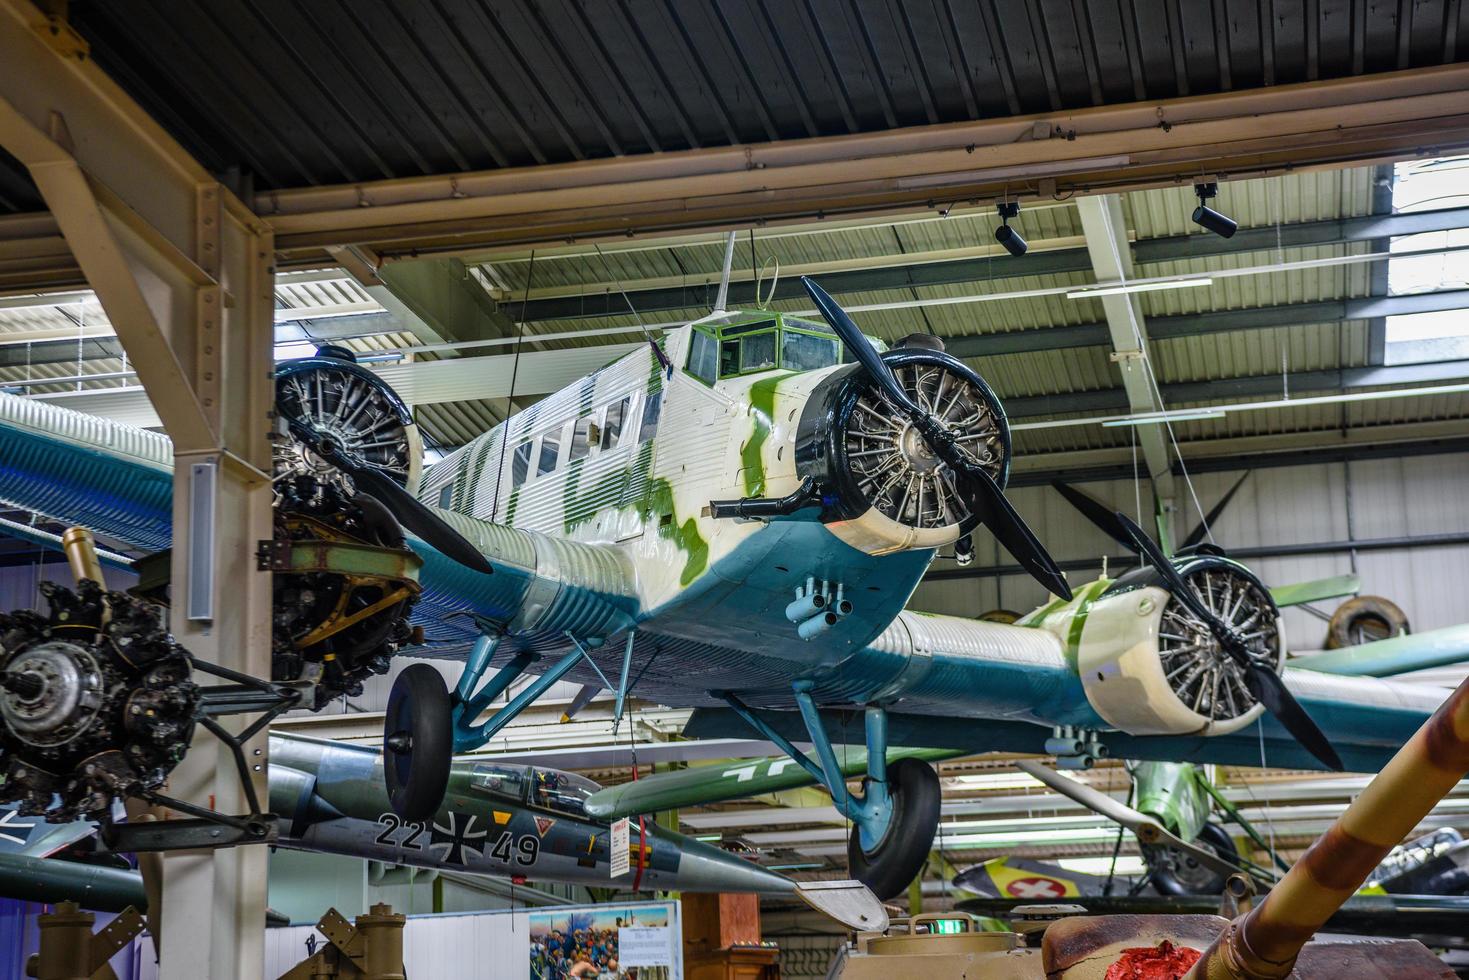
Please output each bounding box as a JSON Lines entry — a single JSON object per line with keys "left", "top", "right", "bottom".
{"left": 2, "top": 1, "right": 1462, "bottom": 214}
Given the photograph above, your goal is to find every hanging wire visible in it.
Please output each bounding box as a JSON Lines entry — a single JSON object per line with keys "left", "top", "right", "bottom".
{"left": 590, "top": 243, "right": 671, "bottom": 375}
{"left": 1097, "top": 201, "right": 1214, "bottom": 546}
{"left": 489, "top": 251, "right": 535, "bottom": 517}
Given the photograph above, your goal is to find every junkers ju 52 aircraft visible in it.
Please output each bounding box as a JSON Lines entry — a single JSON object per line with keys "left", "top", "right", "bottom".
{"left": 0, "top": 256, "right": 1457, "bottom": 898}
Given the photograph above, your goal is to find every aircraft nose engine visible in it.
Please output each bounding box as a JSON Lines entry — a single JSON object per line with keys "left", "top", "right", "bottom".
{"left": 1077, "top": 556, "right": 1286, "bottom": 738}
{"left": 793, "top": 347, "right": 1010, "bottom": 554}
{"left": 271, "top": 346, "right": 426, "bottom": 706}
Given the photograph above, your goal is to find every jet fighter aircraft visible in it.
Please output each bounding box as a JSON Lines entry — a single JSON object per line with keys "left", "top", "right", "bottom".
{"left": 0, "top": 730, "right": 880, "bottom": 927}
{"left": 0, "top": 264, "right": 1460, "bottom": 899}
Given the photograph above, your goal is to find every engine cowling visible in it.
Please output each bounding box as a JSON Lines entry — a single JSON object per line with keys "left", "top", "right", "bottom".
{"left": 794, "top": 348, "right": 1010, "bottom": 555}
{"left": 1076, "top": 555, "right": 1285, "bottom": 737}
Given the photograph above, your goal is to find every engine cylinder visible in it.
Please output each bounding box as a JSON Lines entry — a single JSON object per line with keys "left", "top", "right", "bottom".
{"left": 794, "top": 349, "right": 1010, "bottom": 555}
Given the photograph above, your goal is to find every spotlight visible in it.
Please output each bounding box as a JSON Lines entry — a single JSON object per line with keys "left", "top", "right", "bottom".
{"left": 994, "top": 201, "right": 1027, "bottom": 256}
{"left": 1191, "top": 182, "right": 1237, "bottom": 239}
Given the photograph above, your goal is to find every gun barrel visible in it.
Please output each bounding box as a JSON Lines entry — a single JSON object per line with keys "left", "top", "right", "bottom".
{"left": 1188, "top": 673, "right": 1469, "bottom": 978}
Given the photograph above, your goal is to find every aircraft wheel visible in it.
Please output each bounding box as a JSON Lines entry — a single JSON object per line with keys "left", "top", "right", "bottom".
{"left": 1149, "top": 822, "right": 1239, "bottom": 896}
{"left": 383, "top": 663, "right": 452, "bottom": 820}
{"left": 846, "top": 758, "right": 941, "bottom": 900}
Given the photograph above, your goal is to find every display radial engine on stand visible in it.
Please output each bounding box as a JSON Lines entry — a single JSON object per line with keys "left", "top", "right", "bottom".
{"left": 0, "top": 256, "right": 1465, "bottom": 898}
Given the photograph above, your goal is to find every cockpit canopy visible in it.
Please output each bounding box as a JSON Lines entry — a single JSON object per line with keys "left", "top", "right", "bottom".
{"left": 686, "top": 313, "right": 844, "bottom": 384}
{"left": 468, "top": 761, "right": 600, "bottom": 819}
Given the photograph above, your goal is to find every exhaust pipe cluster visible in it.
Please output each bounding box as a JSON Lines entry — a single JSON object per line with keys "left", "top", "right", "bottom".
{"left": 785, "top": 577, "right": 853, "bottom": 641}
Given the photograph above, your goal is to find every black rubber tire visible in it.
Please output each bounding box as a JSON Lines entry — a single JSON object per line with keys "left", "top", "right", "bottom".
{"left": 1325, "top": 595, "right": 1410, "bottom": 649}
{"left": 1150, "top": 822, "right": 1240, "bottom": 897}
{"left": 846, "top": 758, "right": 941, "bottom": 900}
{"left": 383, "top": 663, "right": 452, "bottom": 821}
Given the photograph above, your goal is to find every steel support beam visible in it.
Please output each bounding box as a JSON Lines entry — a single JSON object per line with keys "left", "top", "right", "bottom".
{"left": 1008, "top": 422, "right": 1469, "bottom": 487}
{"left": 945, "top": 289, "right": 1469, "bottom": 360}
{"left": 1076, "top": 194, "right": 1174, "bottom": 504}
{"left": 1003, "top": 358, "right": 1469, "bottom": 419}
{"left": 508, "top": 205, "right": 1469, "bottom": 322}
{"left": 0, "top": 4, "right": 273, "bottom": 977}
{"left": 373, "top": 256, "right": 518, "bottom": 347}
{"left": 236, "top": 62, "right": 1469, "bottom": 262}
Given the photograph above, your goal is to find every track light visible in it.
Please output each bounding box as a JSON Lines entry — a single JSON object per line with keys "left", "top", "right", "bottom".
{"left": 1192, "top": 182, "right": 1237, "bottom": 239}
{"left": 994, "top": 201, "right": 1027, "bottom": 256}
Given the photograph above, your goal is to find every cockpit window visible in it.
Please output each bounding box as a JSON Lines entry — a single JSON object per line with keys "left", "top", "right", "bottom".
{"left": 688, "top": 329, "right": 717, "bottom": 382}
{"left": 781, "top": 330, "right": 840, "bottom": 371}
{"left": 470, "top": 763, "right": 527, "bottom": 801}
{"left": 530, "top": 767, "right": 599, "bottom": 817}
{"left": 742, "top": 332, "right": 777, "bottom": 371}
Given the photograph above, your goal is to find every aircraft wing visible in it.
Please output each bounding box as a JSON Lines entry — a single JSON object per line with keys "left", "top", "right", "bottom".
{"left": 685, "top": 663, "right": 1447, "bottom": 775}
{"left": 0, "top": 803, "right": 96, "bottom": 858}
{"left": 1291, "top": 623, "right": 1469, "bottom": 678}
{"left": 583, "top": 747, "right": 965, "bottom": 820}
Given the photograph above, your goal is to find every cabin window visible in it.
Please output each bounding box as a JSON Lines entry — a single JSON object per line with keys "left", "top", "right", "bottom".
{"left": 602, "top": 396, "right": 629, "bottom": 450}
{"left": 639, "top": 390, "right": 662, "bottom": 442}
{"left": 470, "top": 763, "right": 527, "bottom": 802}
{"left": 688, "top": 329, "right": 718, "bottom": 383}
{"left": 569, "top": 416, "right": 594, "bottom": 462}
{"left": 437, "top": 484, "right": 453, "bottom": 508}
{"left": 782, "top": 330, "right": 840, "bottom": 372}
{"left": 511, "top": 441, "right": 532, "bottom": 487}
{"left": 537, "top": 427, "right": 561, "bottom": 477}
{"left": 530, "top": 767, "right": 599, "bottom": 817}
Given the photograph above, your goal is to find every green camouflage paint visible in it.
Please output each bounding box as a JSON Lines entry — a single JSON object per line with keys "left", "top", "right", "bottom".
{"left": 740, "top": 375, "right": 785, "bottom": 496}
{"left": 643, "top": 478, "right": 709, "bottom": 586}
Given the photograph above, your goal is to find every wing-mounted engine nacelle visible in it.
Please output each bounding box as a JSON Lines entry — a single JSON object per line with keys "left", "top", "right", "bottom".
{"left": 269, "top": 347, "right": 425, "bottom": 707}
{"left": 1077, "top": 555, "right": 1285, "bottom": 737}
{"left": 793, "top": 348, "right": 1010, "bottom": 555}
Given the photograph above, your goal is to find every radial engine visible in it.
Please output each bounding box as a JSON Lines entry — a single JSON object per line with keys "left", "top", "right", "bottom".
{"left": 264, "top": 346, "right": 426, "bottom": 707}
{"left": 0, "top": 580, "right": 198, "bottom": 821}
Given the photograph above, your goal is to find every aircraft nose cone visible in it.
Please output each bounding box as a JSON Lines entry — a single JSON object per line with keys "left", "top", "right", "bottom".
{"left": 655, "top": 827, "right": 795, "bottom": 895}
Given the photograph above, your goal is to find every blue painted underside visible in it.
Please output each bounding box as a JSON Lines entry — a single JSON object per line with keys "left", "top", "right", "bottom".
{"left": 0, "top": 426, "right": 172, "bottom": 553}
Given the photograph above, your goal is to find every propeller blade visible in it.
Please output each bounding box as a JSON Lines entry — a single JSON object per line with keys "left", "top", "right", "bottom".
{"left": 1243, "top": 664, "right": 1344, "bottom": 771}
{"left": 287, "top": 418, "right": 495, "bottom": 576}
{"left": 801, "top": 276, "right": 919, "bottom": 417}
{"left": 958, "top": 464, "right": 1072, "bottom": 600}
{"left": 804, "top": 275, "right": 1072, "bottom": 600}
{"left": 349, "top": 467, "right": 496, "bottom": 576}
{"left": 1180, "top": 472, "right": 1250, "bottom": 550}
{"left": 1115, "top": 511, "right": 1218, "bottom": 626}
{"left": 1050, "top": 481, "right": 1139, "bottom": 552}
{"left": 1116, "top": 512, "right": 1343, "bottom": 772}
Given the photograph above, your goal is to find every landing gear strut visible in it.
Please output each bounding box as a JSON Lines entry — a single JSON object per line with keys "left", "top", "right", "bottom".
{"left": 716, "top": 684, "right": 940, "bottom": 900}
{"left": 383, "top": 630, "right": 634, "bottom": 819}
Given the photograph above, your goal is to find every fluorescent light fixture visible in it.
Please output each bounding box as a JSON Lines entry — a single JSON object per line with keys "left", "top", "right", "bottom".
{"left": 1066, "top": 278, "right": 1213, "bottom": 300}
{"left": 694, "top": 834, "right": 723, "bottom": 843}
{"left": 1100, "top": 410, "right": 1226, "bottom": 428}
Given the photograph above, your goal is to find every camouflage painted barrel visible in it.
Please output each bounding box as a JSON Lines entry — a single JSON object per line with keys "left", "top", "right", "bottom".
{"left": 1187, "top": 674, "right": 1469, "bottom": 979}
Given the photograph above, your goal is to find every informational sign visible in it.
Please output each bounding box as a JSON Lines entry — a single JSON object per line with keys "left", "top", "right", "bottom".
{"left": 530, "top": 903, "right": 676, "bottom": 979}
{"left": 618, "top": 926, "right": 674, "bottom": 967}
{"left": 610, "top": 816, "right": 630, "bottom": 878}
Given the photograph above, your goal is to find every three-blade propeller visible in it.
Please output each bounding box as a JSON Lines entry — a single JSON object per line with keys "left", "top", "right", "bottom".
{"left": 283, "top": 416, "right": 495, "bottom": 576}
{"left": 1114, "top": 511, "right": 1343, "bottom": 772}
{"left": 802, "top": 276, "right": 1072, "bottom": 600}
